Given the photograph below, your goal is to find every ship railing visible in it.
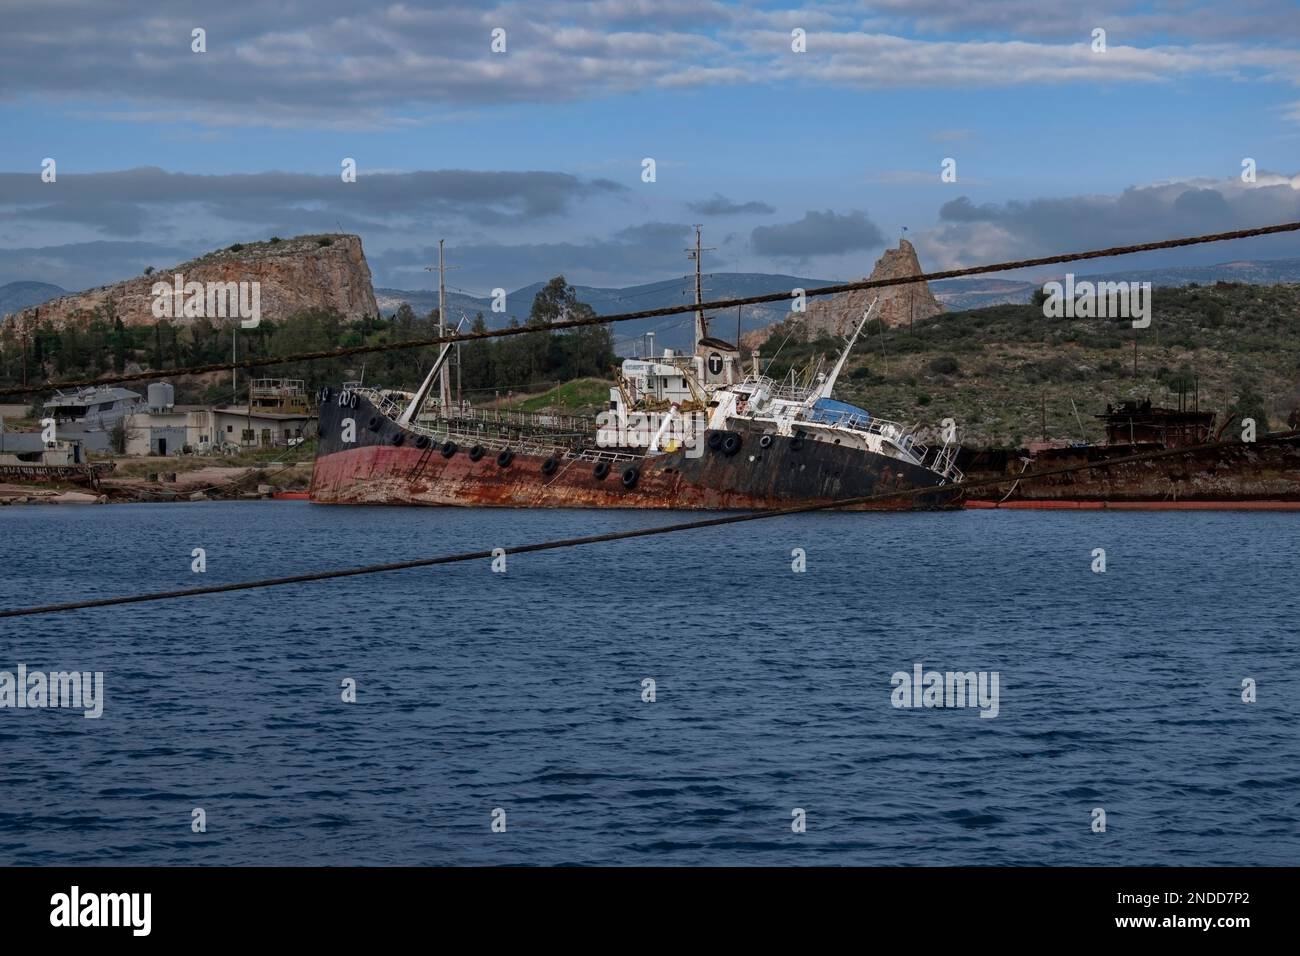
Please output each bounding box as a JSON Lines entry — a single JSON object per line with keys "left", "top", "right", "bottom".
{"left": 806, "top": 409, "right": 929, "bottom": 459}
{"left": 564, "top": 446, "right": 642, "bottom": 464}
{"left": 345, "top": 384, "right": 597, "bottom": 435}
{"left": 740, "top": 375, "right": 815, "bottom": 403}
{"left": 926, "top": 443, "right": 965, "bottom": 484}
{"left": 342, "top": 383, "right": 406, "bottom": 417}
{"left": 427, "top": 405, "right": 596, "bottom": 434}
{"left": 343, "top": 384, "right": 633, "bottom": 460}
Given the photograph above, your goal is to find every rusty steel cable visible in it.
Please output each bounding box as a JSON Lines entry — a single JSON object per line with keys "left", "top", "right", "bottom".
{"left": 2, "top": 219, "right": 1299, "bottom": 399}
{"left": 0, "top": 435, "right": 1278, "bottom": 619}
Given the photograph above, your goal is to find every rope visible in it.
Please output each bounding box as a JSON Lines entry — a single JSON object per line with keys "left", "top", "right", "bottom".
{"left": 3, "top": 220, "right": 1298, "bottom": 400}
{"left": 0, "top": 436, "right": 1268, "bottom": 619}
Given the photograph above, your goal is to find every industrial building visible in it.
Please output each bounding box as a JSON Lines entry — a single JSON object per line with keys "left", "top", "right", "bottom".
{"left": 123, "top": 380, "right": 314, "bottom": 456}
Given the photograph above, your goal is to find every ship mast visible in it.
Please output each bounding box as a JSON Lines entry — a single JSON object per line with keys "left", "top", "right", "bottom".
{"left": 437, "top": 239, "right": 451, "bottom": 413}
{"left": 809, "top": 299, "right": 878, "bottom": 403}
{"left": 397, "top": 315, "right": 465, "bottom": 427}
{"left": 686, "top": 225, "right": 714, "bottom": 349}
{"left": 399, "top": 239, "right": 460, "bottom": 427}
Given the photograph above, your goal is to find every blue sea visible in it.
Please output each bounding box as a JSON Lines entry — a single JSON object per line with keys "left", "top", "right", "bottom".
{"left": 0, "top": 501, "right": 1296, "bottom": 866}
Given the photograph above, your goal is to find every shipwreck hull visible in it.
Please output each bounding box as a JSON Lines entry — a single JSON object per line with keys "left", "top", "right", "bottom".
{"left": 309, "top": 393, "right": 961, "bottom": 511}
{"left": 965, "top": 433, "right": 1300, "bottom": 503}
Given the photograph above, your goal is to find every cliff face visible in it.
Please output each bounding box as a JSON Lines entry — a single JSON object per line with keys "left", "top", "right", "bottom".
{"left": 743, "top": 239, "right": 943, "bottom": 348}
{"left": 9, "top": 234, "right": 378, "bottom": 331}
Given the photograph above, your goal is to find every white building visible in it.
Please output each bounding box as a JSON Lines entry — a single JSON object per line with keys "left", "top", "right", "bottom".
{"left": 122, "top": 381, "right": 314, "bottom": 456}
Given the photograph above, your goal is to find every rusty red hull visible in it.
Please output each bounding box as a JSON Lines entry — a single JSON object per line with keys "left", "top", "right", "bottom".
{"left": 967, "top": 499, "right": 1300, "bottom": 510}
{"left": 309, "top": 392, "right": 962, "bottom": 511}
{"left": 964, "top": 434, "right": 1300, "bottom": 504}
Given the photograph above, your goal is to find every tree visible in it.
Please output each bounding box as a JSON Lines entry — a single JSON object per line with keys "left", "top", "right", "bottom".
{"left": 1231, "top": 380, "right": 1270, "bottom": 434}
{"left": 112, "top": 317, "right": 128, "bottom": 373}
{"left": 523, "top": 276, "right": 608, "bottom": 383}
{"left": 109, "top": 418, "right": 129, "bottom": 454}
{"left": 460, "top": 313, "right": 493, "bottom": 391}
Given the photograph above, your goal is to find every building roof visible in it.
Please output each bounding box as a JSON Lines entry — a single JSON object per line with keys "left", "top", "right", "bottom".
{"left": 213, "top": 406, "right": 315, "bottom": 421}
{"left": 44, "top": 386, "right": 142, "bottom": 407}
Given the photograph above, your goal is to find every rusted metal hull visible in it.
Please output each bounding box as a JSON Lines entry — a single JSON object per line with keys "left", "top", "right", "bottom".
{"left": 0, "top": 462, "right": 114, "bottom": 487}
{"left": 964, "top": 434, "right": 1300, "bottom": 504}
{"left": 309, "top": 393, "right": 962, "bottom": 511}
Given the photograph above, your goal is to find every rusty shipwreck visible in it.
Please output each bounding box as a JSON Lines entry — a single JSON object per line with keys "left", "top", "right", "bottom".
{"left": 309, "top": 303, "right": 965, "bottom": 510}
{"left": 963, "top": 395, "right": 1300, "bottom": 507}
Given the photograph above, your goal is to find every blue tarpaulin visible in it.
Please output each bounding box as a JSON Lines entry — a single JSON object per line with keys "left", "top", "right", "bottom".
{"left": 808, "top": 398, "right": 871, "bottom": 425}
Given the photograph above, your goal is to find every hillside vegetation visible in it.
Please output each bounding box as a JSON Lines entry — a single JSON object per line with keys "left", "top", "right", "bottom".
{"left": 762, "top": 281, "right": 1300, "bottom": 446}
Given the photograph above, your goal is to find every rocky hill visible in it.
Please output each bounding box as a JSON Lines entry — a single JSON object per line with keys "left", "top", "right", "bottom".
{"left": 7, "top": 234, "right": 377, "bottom": 332}
{"left": 742, "top": 239, "right": 943, "bottom": 348}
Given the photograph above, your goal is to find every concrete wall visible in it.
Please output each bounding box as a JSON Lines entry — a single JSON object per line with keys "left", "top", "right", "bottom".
{"left": 124, "top": 410, "right": 214, "bottom": 456}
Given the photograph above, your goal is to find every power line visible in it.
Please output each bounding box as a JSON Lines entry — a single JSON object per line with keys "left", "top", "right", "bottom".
{"left": 0, "top": 436, "right": 1269, "bottom": 619}
{"left": 4, "top": 219, "right": 1299, "bottom": 400}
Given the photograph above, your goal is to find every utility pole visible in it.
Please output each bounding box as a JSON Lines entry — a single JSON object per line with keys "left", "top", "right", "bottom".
{"left": 438, "top": 240, "right": 450, "bottom": 411}
{"left": 232, "top": 328, "right": 238, "bottom": 406}
{"left": 685, "top": 225, "right": 714, "bottom": 349}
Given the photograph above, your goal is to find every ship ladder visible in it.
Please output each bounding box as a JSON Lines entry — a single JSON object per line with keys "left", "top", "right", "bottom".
{"left": 407, "top": 442, "right": 437, "bottom": 481}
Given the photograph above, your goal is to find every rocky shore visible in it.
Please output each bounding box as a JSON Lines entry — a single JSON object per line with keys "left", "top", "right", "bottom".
{"left": 0, "top": 462, "right": 313, "bottom": 505}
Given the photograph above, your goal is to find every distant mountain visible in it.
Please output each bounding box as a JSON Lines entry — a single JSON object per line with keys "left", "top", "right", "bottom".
{"left": 0, "top": 281, "right": 67, "bottom": 320}
{"left": 377, "top": 273, "right": 836, "bottom": 353}
{"left": 931, "top": 257, "right": 1300, "bottom": 311}
{"left": 932, "top": 277, "right": 1038, "bottom": 310}
{"left": 1057, "top": 257, "right": 1300, "bottom": 289}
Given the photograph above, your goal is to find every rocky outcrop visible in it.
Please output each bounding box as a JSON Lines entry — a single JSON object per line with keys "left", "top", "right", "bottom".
{"left": 9, "top": 234, "right": 378, "bottom": 331}
{"left": 743, "top": 239, "right": 943, "bottom": 348}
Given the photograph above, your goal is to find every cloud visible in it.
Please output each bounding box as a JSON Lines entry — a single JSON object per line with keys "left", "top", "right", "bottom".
{"left": 687, "top": 194, "right": 776, "bottom": 216}
{"left": 0, "top": 240, "right": 202, "bottom": 291}
{"left": 751, "top": 29, "right": 1300, "bottom": 90}
{"left": 0, "top": 167, "right": 627, "bottom": 237}
{"left": 751, "top": 210, "right": 886, "bottom": 258}
{"left": 371, "top": 221, "right": 715, "bottom": 290}
{"left": 917, "top": 175, "right": 1300, "bottom": 271}
{"left": 929, "top": 128, "right": 973, "bottom": 143}
{"left": 858, "top": 0, "right": 1300, "bottom": 43}
{"left": 1, "top": 1, "right": 1298, "bottom": 127}
{"left": 613, "top": 221, "right": 693, "bottom": 244}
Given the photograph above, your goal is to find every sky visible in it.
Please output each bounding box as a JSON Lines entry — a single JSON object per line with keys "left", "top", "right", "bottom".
{"left": 1, "top": 0, "right": 1299, "bottom": 296}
